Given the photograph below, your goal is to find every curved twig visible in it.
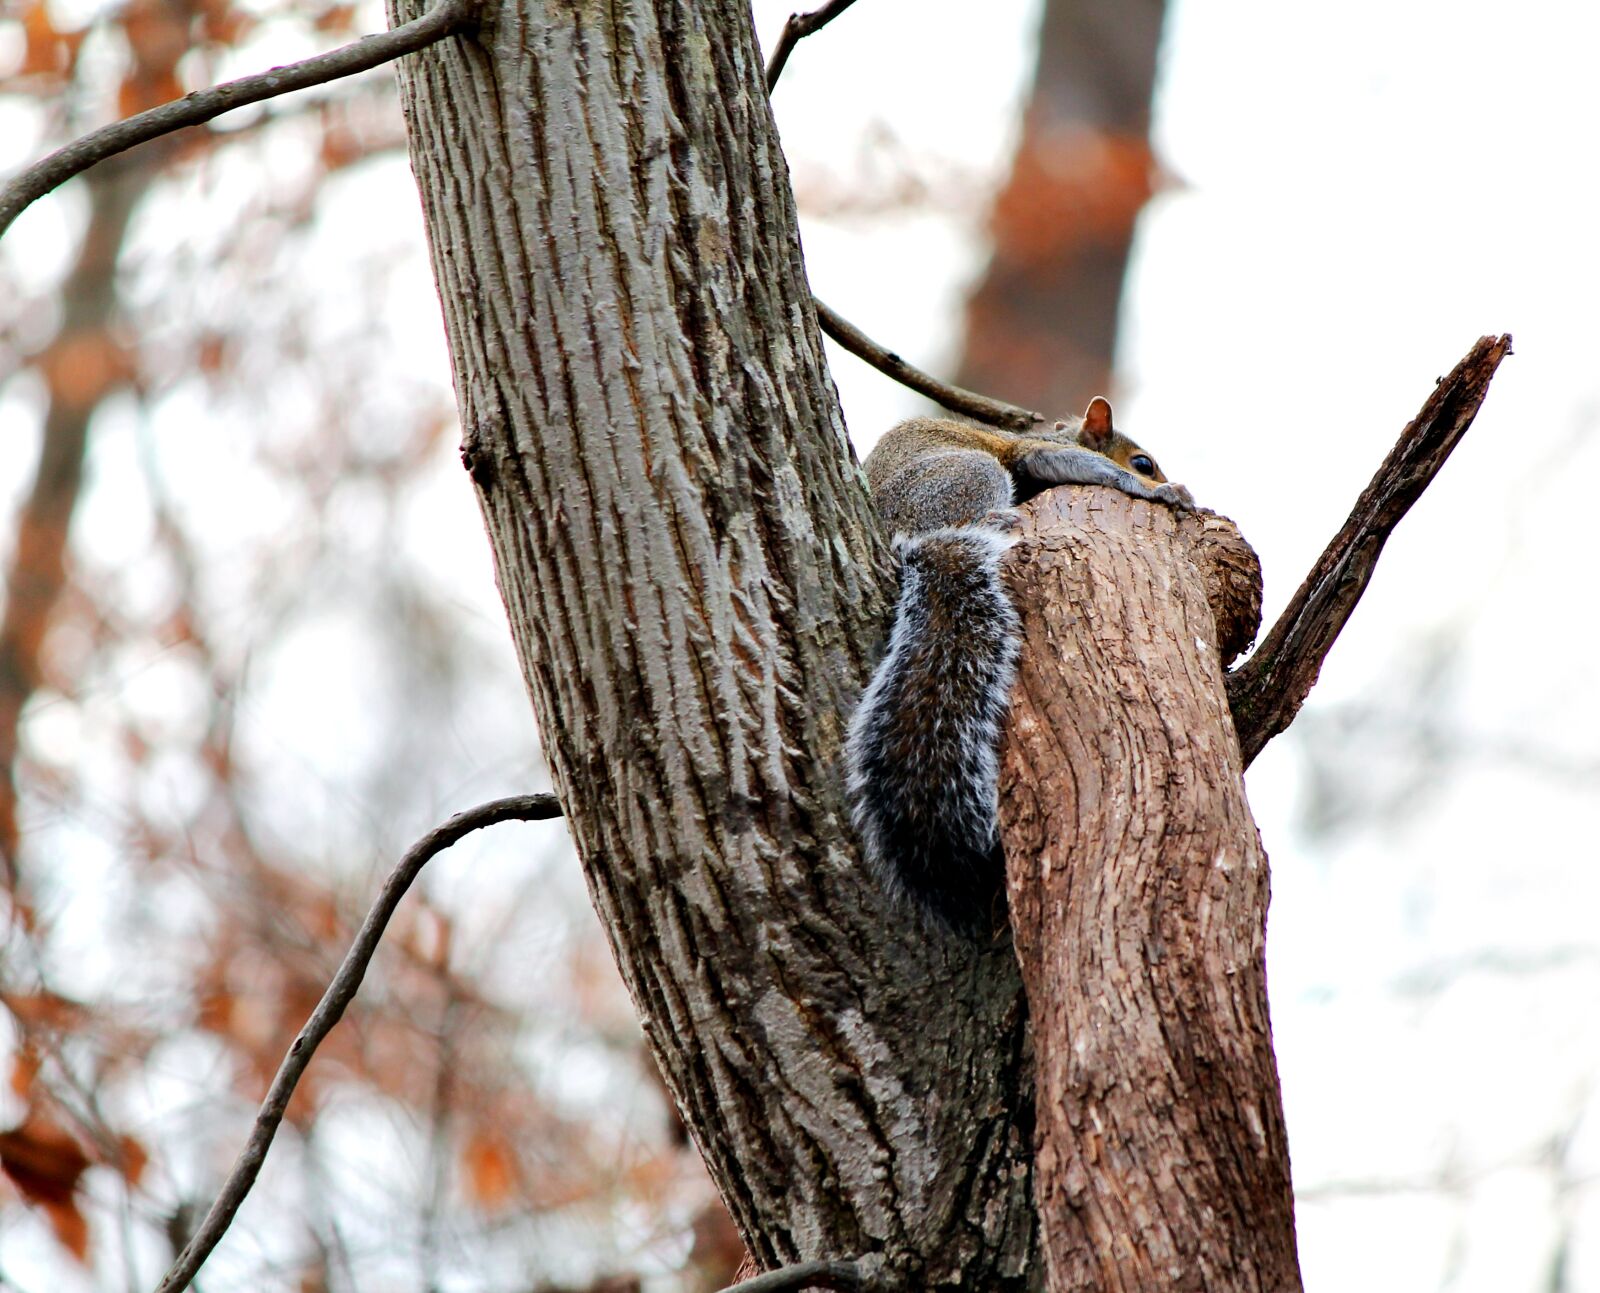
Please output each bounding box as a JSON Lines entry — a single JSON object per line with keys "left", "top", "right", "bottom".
{"left": 1227, "top": 334, "right": 1512, "bottom": 767}
{"left": 154, "top": 792, "right": 563, "bottom": 1293}
{"left": 0, "top": 0, "right": 478, "bottom": 240}
{"left": 813, "top": 298, "right": 1043, "bottom": 432}
{"left": 718, "top": 1258, "right": 877, "bottom": 1293}
{"left": 764, "top": 0, "right": 864, "bottom": 92}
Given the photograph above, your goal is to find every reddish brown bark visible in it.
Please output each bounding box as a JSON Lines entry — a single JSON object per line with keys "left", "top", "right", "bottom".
{"left": 999, "top": 488, "right": 1298, "bottom": 1292}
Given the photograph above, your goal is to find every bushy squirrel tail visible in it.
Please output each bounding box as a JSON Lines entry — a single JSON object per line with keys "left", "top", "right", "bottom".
{"left": 845, "top": 526, "right": 1021, "bottom": 929}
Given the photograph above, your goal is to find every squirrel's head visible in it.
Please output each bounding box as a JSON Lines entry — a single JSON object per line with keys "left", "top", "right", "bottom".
{"left": 1058, "top": 397, "right": 1168, "bottom": 483}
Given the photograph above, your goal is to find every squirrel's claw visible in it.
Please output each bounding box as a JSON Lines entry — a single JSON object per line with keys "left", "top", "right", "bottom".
{"left": 1153, "top": 482, "right": 1196, "bottom": 512}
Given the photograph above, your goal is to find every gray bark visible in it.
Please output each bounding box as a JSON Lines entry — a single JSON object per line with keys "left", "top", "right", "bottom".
{"left": 386, "top": 0, "right": 1037, "bottom": 1284}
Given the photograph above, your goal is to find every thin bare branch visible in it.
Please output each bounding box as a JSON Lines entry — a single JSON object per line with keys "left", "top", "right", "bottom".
{"left": 717, "top": 1259, "right": 877, "bottom": 1293}
{"left": 764, "top": 0, "right": 864, "bottom": 92}
{"left": 813, "top": 297, "right": 1043, "bottom": 432}
{"left": 1227, "top": 334, "right": 1512, "bottom": 767}
{"left": 0, "top": 0, "right": 478, "bottom": 241}
{"left": 154, "top": 793, "right": 563, "bottom": 1293}
{"left": 763, "top": 1, "right": 1039, "bottom": 432}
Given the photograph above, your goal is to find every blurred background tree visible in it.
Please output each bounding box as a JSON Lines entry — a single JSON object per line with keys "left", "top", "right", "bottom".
{"left": 3, "top": 0, "right": 1599, "bottom": 1289}
{"left": 954, "top": 0, "right": 1164, "bottom": 409}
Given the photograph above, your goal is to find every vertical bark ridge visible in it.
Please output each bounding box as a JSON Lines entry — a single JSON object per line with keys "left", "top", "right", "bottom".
{"left": 389, "top": 0, "right": 1038, "bottom": 1283}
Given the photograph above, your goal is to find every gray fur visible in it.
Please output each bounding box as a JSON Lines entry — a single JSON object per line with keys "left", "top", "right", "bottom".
{"left": 844, "top": 527, "right": 1020, "bottom": 928}
{"left": 869, "top": 448, "right": 1014, "bottom": 534}
{"left": 1019, "top": 446, "right": 1195, "bottom": 510}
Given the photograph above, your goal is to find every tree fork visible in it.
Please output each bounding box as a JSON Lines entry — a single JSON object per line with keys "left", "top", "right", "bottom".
{"left": 999, "top": 491, "right": 1300, "bottom": 1292}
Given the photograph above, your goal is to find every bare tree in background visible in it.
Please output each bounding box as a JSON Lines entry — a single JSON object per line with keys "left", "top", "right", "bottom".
{"left": 957, "top": 0, "right": 1166, "bottom": 408}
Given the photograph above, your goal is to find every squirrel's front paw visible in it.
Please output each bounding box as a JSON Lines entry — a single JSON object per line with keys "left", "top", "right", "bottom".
{"left": 1152, "top": 482, "right": 1196, "bottom": 512}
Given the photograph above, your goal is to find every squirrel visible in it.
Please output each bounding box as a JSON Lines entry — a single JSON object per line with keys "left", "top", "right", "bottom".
{"left": 845, "top": 397, "right": 1195, "bottom": 931}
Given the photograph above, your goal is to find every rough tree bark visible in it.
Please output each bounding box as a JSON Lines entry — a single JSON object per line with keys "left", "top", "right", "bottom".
{"left": 387, "top": 0, "right": 1038, "bottom": 1285}
{"left": 1000, "top": 490, "right": 1297, "bottom": 1292}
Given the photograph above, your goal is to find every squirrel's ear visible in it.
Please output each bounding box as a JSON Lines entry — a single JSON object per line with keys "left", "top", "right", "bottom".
{"left": 1080, "top": 396, "right": 1114, "bottom": 449}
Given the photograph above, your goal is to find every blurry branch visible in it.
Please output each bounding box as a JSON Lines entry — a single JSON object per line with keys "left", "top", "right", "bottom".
{"left": 813, "top": 299, "right": 1044, "bottom": 431}
{"left": 0, "top": 166, "right": 144, "bottom": 896}
{"left": 1227, "top": 334, "right": 1512, "bottom": 767}
{"left": 762, "top": 0, "right": 1042, "bottom": 430}
{"left": 1296, "top": 1114, "right": 1594, "bottom": 1202}
{"left": 155, "top": 793, "right": 563, "bottom": 1293}
{"left": 0, "top": 0, "right": 1028, "bottom": 438}
{"left": 1389, "top": 945, "right": 1600, "bottom": 998}
{"left": 0, "top": 0, "right": 478, "bottom": 240}
{"left": 719, "top": 1259, "right": 880, "bottom": 1293}
{"left": 764, "top": 0, "right": 864, "bottom": 91}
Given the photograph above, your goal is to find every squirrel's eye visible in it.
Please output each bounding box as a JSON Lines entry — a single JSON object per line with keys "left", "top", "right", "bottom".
{"left": 1130, "top": 455, "right": 1155, "bottom": 476}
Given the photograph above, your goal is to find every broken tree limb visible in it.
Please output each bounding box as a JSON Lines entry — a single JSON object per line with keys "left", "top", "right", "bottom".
{"left": 999, "top": 489, "right": 1298, "bottom": 1293}
{"left": 1227, "top": 334, "right": 1512, "bottom": 767}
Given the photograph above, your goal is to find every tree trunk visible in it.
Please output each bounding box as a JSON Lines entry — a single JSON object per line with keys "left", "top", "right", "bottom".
{"left": 999, "top": 489, "right": 1299, "bottom": 1293}
{"left": 0, "top": 164, "right": 143, "bottom": 892}
{"left": 386, "top": 0, "right": 1037, "bottom": 1284}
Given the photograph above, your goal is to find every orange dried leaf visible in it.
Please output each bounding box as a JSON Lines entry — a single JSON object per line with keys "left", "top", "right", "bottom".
{"left": 18, "top": 0, "right": 85, "bottom": 76}
{"left": 8, "top": 1045, "right": 40, "bottom": 1099}
{"left": 37, "top": 330, "right": 135, "bottom": 414}
{"left": 0, "top": 1118, "right": 92, "bottom": 1237}
{"left": 22, "top": 1, "right": 59, "bottom": 46}
{"left": 196, "top": 985, "right": 234, "bottom": 1035}
{"left": 319, "top": 125, "right": 364, "bottom": 174}
{"left": 312, "top": 4, "right": 357, "bottom": 34}
{"left": 45, "top": 1196, "right": 90, "bottom": 1260}
{"left": 115, "top": 1135, "right": 149, "bottom": 1187}
{"left": 2, "top": 988, "right": 87, "bottom": 1031}
{"left": 122, "top": 0, "right": 190, "bottom": 75}
{"left": 196, "top": 332, "right": 228, "bottom": 374}
{"left": 117, "top": 69, "right": 186, "bottom": 117}
{"left": 463, "top": 1133, "right": 516, "bottom": 1209}
{"left": 620, "top": 1153, "right": 676, "bottom": 1195}
{"left": 198, "top": 0, "right": 253, "bottom": 45}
